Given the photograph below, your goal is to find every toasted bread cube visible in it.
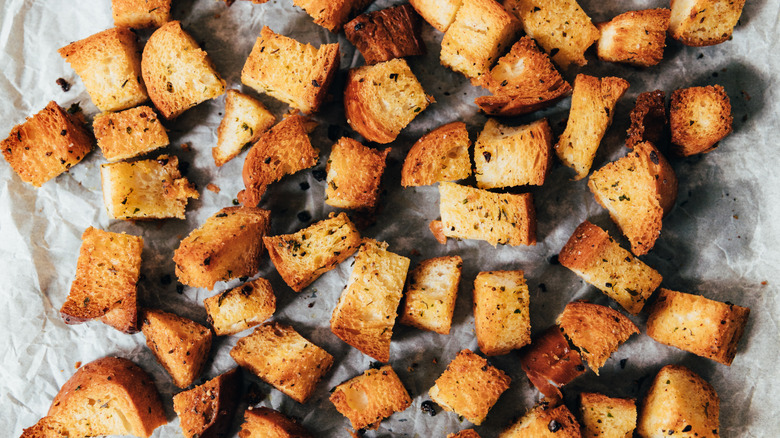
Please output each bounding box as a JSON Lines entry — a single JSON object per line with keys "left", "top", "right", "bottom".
{"left": 473, "top": 270, "right": 531, "bottom": 355}
{"left": 554, "top": 74, "right": 630, "bottom": 180}
{"left": 239, "top": 407, "right": 313, "bottom": 438}
{"left": 142, "top": 21, "right": 225, "bottom": 119}
{"left": 344, "top": 58, "right": 432, "bottom": 144}
{"left": 263, "top": 212, "right": 362, "bottom": 292}
{"left": 637, "top": 365, "right": 720, "bottom": 437}
{"left": 430, "top": 220, "right": 448, "bottom": 244}
{"left": 627, "top": 90, "right": 666, "bottom": 149}
{"left": 204, "top": 278, "right": 276, "bottom": 336}
{"left": 326, "top": 138, "right": 390, "bottom": 211}
{"left": 597, "top": 9, "right": 671, "bottom": 67}
{"left": 670, "top": 85, "right": 732, "bottom": 156}
{"left": 559, "top": 221, "right": 662, "bottom": 314}
{"left": 518, "top": 326, "right": 586, "bottom": 398}
{"left": 230, "top": 322, "right": 333, "bottom": 403}
{"left": 345, "top": 4, "right": 426, "bottom": 65}
{"left": 449, "top": 430, "right": 482, "bottom": 438}
{"left": 439, "top": 182, "right": 536, "bottom": 246}
{"left": 669, "top": 0, "right": 745, "bottom": 46}
{"left": 401, "top": 122, "right": 472, "bottom": 187}
{"left": 429, "top": 349, "right": 511, "bottom": 425}
{"left": 93, "top": 106, "right": 169, "bottom": 162}
{"left": 499, "top": 402, "right": 581, "bottom": 438}
{"left": 580, "top": 392, "right": 637, "bottom": 438}
{"left": 474, "top": 118, "right": 553, "bottom": 188}
{"left": 20, "top": 417, "right": 69, "bottom": 438}
{"left": 399, "top": 255, "right": 463, "bottom": 334}
{"left": 214, "top": 90, "right": 276, "bottom": 167}
{"left": 112, "top": 0, "right": 172, "bottom": 28}
{"left": 293, "top": 0, "right": 373, "bottom": 32}
{"left": 1, "top": 101, "right": 93, "bottom": 187}
{"left": 647, "top": 289, "right": 750, "bottom": 366}
{"left": 330, "top": 365, "right": 412, "bottom": 430}
{"left": 173, "top": 207, "right": 271, "bottom": 290}
{"left": 410, "top": 0, "right": 464, "bottom": 31}
{"left": 173, "top": 368, "right": 242, "bottom": 438}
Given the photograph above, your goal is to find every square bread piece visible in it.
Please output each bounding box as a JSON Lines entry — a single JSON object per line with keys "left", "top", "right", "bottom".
{"left": 173, "top": 368, "right": 241, "bottom": 438}
{"left": 59, "top": 27, "right": 148, "bottom": 112}
{"left": 263, "top": 212, "right": 362, "bottom": 292}
{"left": 473, "top": 270, "right": 531, "bottom": 356}
{"left": 580, "top": 392, "right": 637, "bottom": 438}
{"left": 239, "top": 407, "right": 313, "bottom": 438}
{"left": 399, "top": 255, "right": 463, "bottom": 334}
{"left": 213, "top": 90, "right": 276, "bottom": 167}
{"left": 646, "top": 288, "right": 750, "bottom": 366}
{"left": 597, "top": 9, "right": 670, "bottom": 67}
{"left": 518, "top": 326, "right": 586, "bottom": 398}
{"left": 326, "top": 137, "right": 390, "bottom": 211}
{"left": 93, "top": 106, "right": 169, "bottom": 162}
{"left": 330, "top": 365, "right": 412, "bottom": 430}
{"left": 101, "top": 154, "right": 198, "bottom": 220}
{"left": 231, "top": 321, "right": 333, "bottom": 403}
{"left": 344, "top": 4, "right": 426, "bottom": 65}
{"left": 293, "top": 0, "right": 373, "bottom": 32}
{"left": 626, "top": 90, "right": 667, "bottom": 149}
{"left": 429, "top": 349, "right": 511, "bottom": 425}
{"left": 1, "top": 101, "right": 93, "bottom": 187}
{"left": 499, "top": 401, "right": 581, "bottom": 438}
{"left": 173, "top": 206, "right": 271, "bottom": 290}
{"left": 141, "top": 21, "right": 226, "bottom": 119}
{"left": 410, "top": 0, "right": 463, "bottom": 32}
{"left": 474, "top": 118, "right": 553, "bottom": 188}
{"left": 204, "top": 277, "right": 276, "bottom": 336}
{"left": 670, "top": 85, "right": 733, "bottom": 156}
{"left": 401, "top": 122, "right": 472, "bottom": 187}
{"left": 439, "top": 182, "right": 536, "bottom": 246}
{"left": 112, "top": 0, "right": 172, "bottom": 28}
{"left": 669, "top": 0, "right": 746, "bottom": 47}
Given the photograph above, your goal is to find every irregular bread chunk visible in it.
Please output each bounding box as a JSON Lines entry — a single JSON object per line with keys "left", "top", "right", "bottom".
{"left": 580, "top": 392, "right": 637, "bottom": 438}
{"left": 204, "top": 278, "right": 276, "bottom": 336}
{"left": 401, "top": 122, "right": 472, "bottom": 187}
{"left": 293, "top": 0, "right": 373, "bottom": 32}
{"left": 499, "top": 401, "right": 582, "bottom": 438}
{"left": 172, "top": 368, "right": 242, "bottom": 438}
{"left": 518, "top": 326, "right": 586, "bottom": 398}
{"left": 669, "top": 0, "right": 746, "bottom": 46}
{"left": 410, "top": 0, "right": 464, "bottom": 32}
{"left": 344, "top": 4, "right": 426, "bottom": 65}
{"left": 626, "top": 90, "right": 666, "bottom": 149}
{"left": 112, "top": 0, "right": 172, "bottom": 28}
{"left": 213, "top": 90, "right": 275, "bottom": 167}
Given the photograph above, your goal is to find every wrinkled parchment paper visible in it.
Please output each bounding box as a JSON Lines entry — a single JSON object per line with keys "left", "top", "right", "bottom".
{"left": 2, "top": 0, "right": 780, "bottom": 436}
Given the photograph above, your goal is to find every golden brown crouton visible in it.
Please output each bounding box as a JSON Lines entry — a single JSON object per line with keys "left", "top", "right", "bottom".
{"left": 204, "top": 278, "right": 276, "bottom": 336}
{"left": 439, "top": 182, "right": 536, "bottom": 246}
{"left": 142, "top": 21, "right": 225, "bottom": 119}
{"left": 399, "top": 255, "right": 463, "bottom": 334}
{"left": 670, "top": 85, "right": 732, "bottom": 156}
{"left": 264, "top": 212, "right": 362, "bottom": 292}
{"left": 474, "top": 118, "right": 553, "bottom": 188}
{"left": 93, "top": 106, "right": 169, "bottom": 162}
{"left": 173, "top": 368, "right": 242, "bottom": 438}
{"left": 473, "top": 270, "right": 531, "bottom": 356}
{"left": 554, "top": 74, "right": 630, "bottom": 180}
{"left": 626, "top": 90, "right": 666, "bottom": 150}
{"left": 637, "top": 365, "right": 720, "bottom": 437}
{"left": 20, "top": 417, "right": 68, "bottom": 438}
{"left": 647, "top": 289, "right": 750, "bottom": 366}
{"left": 330, "top": 365, "right": 412, "bottom": 430}
{"left": 1, "top": 101, "right": 93, "bottom": 187}
{"left": 239, "top": 407, "right": 313, "bottom": 438}
{"left": 499, "top": 401, "right": 581, "bottom": 437}
{"left": 344, "top": 58, "right": 433, "bottom": 144}
{"left": 410, "top": 0, "right": 464, "bottom": 32}
{"left": 112, "top": 0, "right": 171, "bottom": 28}
{"left": 518, "top": 326, "right": 586, "bottom": 398}
{"left": 580, "top": 392, "right": 637, "bottom": 438}
{"left": 345, "top": 4, "right": 426, "bottom": 65}
{"left": 429, "top": 349, "right": 511, "bottom": 425}
{"left": 214, "top": 90, "right": 276, "bottom": 167}
{"left": 173, "top": 207, "right": 271, "bottom": 290}
{"left": 401, "top": 122, "right": 472, "bottom": 187}
{"left": 326, "top": 137, "right": 390, "bottom": 211}
{"left": 597, "top": 9, "right": 671, "bottom": 67}
{"left": 230, "top": 322, "right": 333, "bottom": 403}
{"left": 293, "top": 0, "right": 373, "bottom": 32}
{"left": 669, "top": 0, "right": 746, "bottom": 46}
{"left": 449, "top": 430, "right": 482, "bottom": 438}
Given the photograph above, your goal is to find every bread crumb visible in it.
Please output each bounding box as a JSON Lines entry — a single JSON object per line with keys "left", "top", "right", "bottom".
{"left": 181, "top": 142, "right": 192, "bottom": 151}
{"left": 74, "top": 361, "right": 82, "bottom": 369}
{"left": 206, "top": 183, "right": 220, "bottom": 193}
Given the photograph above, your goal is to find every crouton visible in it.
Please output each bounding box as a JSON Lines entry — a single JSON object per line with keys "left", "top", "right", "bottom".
{"left": 474, "top": 118, "right": 553, "bottom": 188}
{"left": 344, "top": 58, "right": 433, "bottom": 144}
{"left": 330, "top": 239, "right": 410, "bottom": 362}
{"left": 440, "top": 0, "right": 521, "bottom": 80}
{"left": 637, "top": 365, "right": 720, "bottom": 437}
{"left": 204, "top": 278, "right": 276, "bottom": 336}
{"left": 558, "top": 221, "right": 663, "bottom": 314}
{"left": 439, "top": 182, "right": 536, "bottom": 246}
{"left": 231, "top": 322, "right": 333, "bottom": 403}
{"left": 213, "top": 90, "right": 276, "bottom": 167}
{"left": 20, "top": 417, "right": 68, "bottom": 438}
{"left": 669, "top": 0, "right": 746, "bottom": 46}
{"left": 626, "top": 90, "right": 666, "bottom": 149}
{"left": 330, "top": 365, "right": 412, "bottom": 430}
{"left": 93, "top": 106, "right": 169, "bottom": 162}
{"left": 557, "top": 301, "right": 639, "bottom": 373}
{"left": 1, "top": 101, "right": 93, "bottom": 187}
{"left": 142, "top": 21, "right": 225, "bottom": 119}
{"left": 173, "top": 206, "right": 271, "bottom": 290}
{"left": 429, "top": 349, "right": 511, "bottom": 425}
{"left": 410, "top": 0, "right": 464, "bottom": 31}
{"left": 430, "top": 220, "right": 448, "bottom": 244}
{"left": 518, "top": 326, "right": 586, "bottom": 398}
{"left": 401, "top": 122, "right": 472, "bottom": 187}
{"left": 293, "top": 0, "right": 373, "bottom": 32}
{"left": 264, "top": 212, "right": 362, "bottom": 292}
{"left": 345, "top": 4, "right": 426, "bottom": 65}
{"left": 325, "top": 138, "right": 390, "bottom": 210}
{"left": 58, "top": 27, "right": 148, "bottom": 112}
{"left": 670, "top": 85, "right": 732, "bottom": 156}
{"left": 449, "top": 430, "right": 482, "bottom": 438}
{"left": 588, "top": 142, "right": 678, "bottom": 255}
{"left": 112, "top": 0, "right": 171, "bottom": 28}
{"left": 238, "top": 115, "right": 319, "bottom": 207}
{"left": 554, "top": 74, "right": 630, "bottom": 180}
{"left": 473, "top": 270, "right": 531, "bottom": 356}
{"left": 646, "top": 289, "right": 750, "bottom": 366}
{"left": 597, "top": 9, "right": 671, "bottom": 67}
{"left": 239, "top": 407, "right": 313, "bottom": 438}
{"left": 580, "top": 392, "right": 637, "bottom": 438}
{"left": 399, "top": 255, "right": 463, "bottom": 334}
{"left": 499, "top": 401, "right": 581, "bottom": 438}
{"left": 173, "top": 368, "right": 242, "bottom": 438}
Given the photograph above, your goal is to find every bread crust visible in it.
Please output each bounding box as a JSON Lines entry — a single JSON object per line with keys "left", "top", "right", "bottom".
{"left": 325, "top": 137, "right": 390, "bottom": 210}
{"left": 670, "top": 85, "right": 732, "bottom": 156}
{"left": 239, "top": 407, "right": 314, "bottom": 438}
{"left": 401, "top": 122, "right": 471, "bottom": 187}
{"left": 93, "top": 106, "right": 169, "bottom": 162}
{"left": 518, "top": 326, "right": 586, "bottom": 398}
{"left": 473, "top": 270, "right": 531, "bottom": 355}
{"left": 329, "top": 365, "right": 412, "bottom": 430}
{"left": 172, "top": 368, "right": 242, "bottom": 438}
{"left": 345, "top": 4, "right": 426, "bottom": 65}
{"left": 626, "top": 90, "right": 667, "bottom": 149}
{"left": 596, "top": 9, "right": 670, "bottom": 67}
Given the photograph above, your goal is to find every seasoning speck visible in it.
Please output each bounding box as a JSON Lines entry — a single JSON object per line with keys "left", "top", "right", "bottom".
{"left": 421, "top": 400, "right": 436, "bottom": 416}
{"left": 56, "top": 78, "right": 71, "bottom": 92}
{"left": 297, "top": 211, "right": 312, "bottom": 222}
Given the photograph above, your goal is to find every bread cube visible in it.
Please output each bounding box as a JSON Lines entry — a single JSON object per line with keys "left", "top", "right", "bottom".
{"left": 449, "top": 430, "right": 482, "bottom": 438}
{"left": 239, "top": 407, "right": 313, "bottom": 437}
{"left": 325, "top": 137, "right": 390, "bottom": 210}
{"left": 1, "top": 101, "right": 93, "bottom": 187}
{"left": 670, "top": 85, "right": 732, "bottom": 156}
{"left": 554, "top": 74, "right": 630, "bottom": 180}
{"left": 345, "top": 4, "right": 426, "bottom": 65}
{"left": 93, "top": 106, "right": 169, "bottom": 162}
{"left": 213, "top": 90, "right": 276, "bottom": 167}
{"left": 331, "top": 239, "right": 410, "bottom": 362}
{"left": 344, "top": 58, "right": 432, "bottom": 144}
{"left": 429, "top": 349, "right": 511, "bottom": 425}
{"left": 474, "top": 118, "right": 553, "bottom": 188}
{"left": 626, "top": 90, "right": 666, "bottom": 150}
{"left": 499, "top": 402, "right": 581, "bottom": 438}
{"left": 473, "top": 270, "right": 531, "bottom": 356}
{"left": 410, "top": 0, "right": 464, "bottom": 32}
{"left": 142, "top": 21, "right": 225, "bottom": 119}
{"left": 399, "top": 255, "right": 463, "bottom": 334}
{"left": 647, "top": 289, "right": 750, "bottom": 366}
{"left": 293, "top": 0, "right": 373, "bottom": 32}
{"left": 330, "top": 365, "right": 412, "bottom": 430}
{"left": 401, "top": 122, "right": 471, "bottom": 187}
{"left": 597, "top": 9, "right": 671, "bottom": 67}
{"left": 173, "top": 368, "right": 242, "bottom": 438}
{"left": 204, "top": 278, "right": 276, "bottom": 336}
{"left": 173, "top": 206, "right": 271, "bottom": 290}
{"left": 580, "top": 392, "right": 637, "bottom": 438}
{"left": 112, "top": 0, "right": 172, "bottom": 28}
{"left": 637, "top": 365, "right": 720, "bottom": 437}
{"left": 264, "top": 212, "right": 362, "bottom": 292}
{"left": 518, "top": 326, "right": 586, "bottom": 398}
{"left": 20, "top": 417, "right": 68, "bottom": 438}
{"left": 669, "top": 0, "right": 746, "bottom": 46}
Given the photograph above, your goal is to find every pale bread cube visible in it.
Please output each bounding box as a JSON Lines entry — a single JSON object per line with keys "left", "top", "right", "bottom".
{"left": 474, "top": 118, "right": 553, "bottom": 188}
{"left": 410, "top": 0, "right": 464, "bottom": 32}
{"left": 399, "top": 255, "right": 463, "bottom": 334}
{"left": 518, "top": 326, "right": 586, "bottom": 398}
{"left": 238, "top": 407, "right": 313, "bottom": 437}
{"left": 597, "top": 9, "right": 670, "bottom": 67}
{"left": 580, "top": 392, "right": 637, "bottom": 438}
{"left": 473, "top": 270, "right": 531, "bottom": 356}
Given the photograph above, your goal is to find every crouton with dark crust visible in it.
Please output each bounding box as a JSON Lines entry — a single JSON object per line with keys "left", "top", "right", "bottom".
{"left": 345, "top": 4, "right": 426, "bottom": 65}
{"left": 173, "top": 368, "right": 242, "bottom": 438}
